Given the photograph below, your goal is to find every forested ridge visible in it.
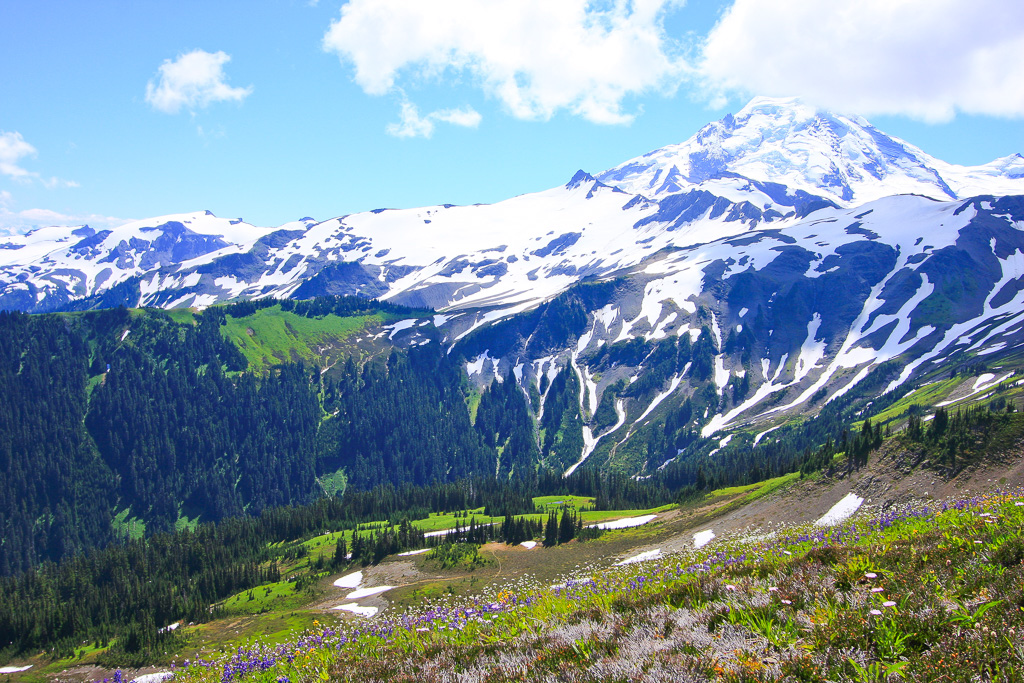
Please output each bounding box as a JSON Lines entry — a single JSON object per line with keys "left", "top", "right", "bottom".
{"left": 0, "top": 300, "right": 485, "bottom": 577}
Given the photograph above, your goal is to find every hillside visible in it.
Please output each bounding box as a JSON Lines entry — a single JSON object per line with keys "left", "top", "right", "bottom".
{"left": 3, "top": 412, "right": 1022, "bottom": 683}
{"left": 0, "top": 298, "right": 492, "bottom": 576}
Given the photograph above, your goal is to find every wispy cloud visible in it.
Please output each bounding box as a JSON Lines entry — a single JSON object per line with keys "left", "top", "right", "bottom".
{"left": 0, "top": 131, "right": 38, "bottom": 180}
{"left": 146, "top": 49, "right": 253, "bottom": 114}
{"left": 700, "top": 0, "right": 1024, "bottom": 121}
{"left": 0, "top": 205, "right": 129, "bottom": 236}
{"left": 0, "top": 131, "right": 78, "bottom": 187}
{"left": 324, "top": 0, "right": 688, "bottom": 125}
{"left": 386, "top": 101, "right": 481, "bottom": 138}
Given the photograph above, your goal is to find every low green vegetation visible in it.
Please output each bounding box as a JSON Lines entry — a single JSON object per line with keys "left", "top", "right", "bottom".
{"left": 219, "top": 580, "right": 306, "bottom": 616}
{"left": 163, "top": 308, "right": 197, "bottom": 325}
{"left": 110, "top": 508, "right": 146, "bottom": 540}
{"left": 426, "top": 542, "right": 493, "bottom": 571}
{"left": 866, "top": 376, "right": 962, "bottom": 426}
{"left": 221, "top": 304, "right": 384, "bottom": 371}
{"left": 695, "top": 472, "right": 802, "bottom": 519}
{"left": 532, "top": 494, "right": 595, "bottom": 511}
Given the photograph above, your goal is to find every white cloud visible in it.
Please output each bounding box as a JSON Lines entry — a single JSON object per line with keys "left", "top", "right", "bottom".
{"left": 146, "top": 50, "right": 253, "bottom": 114}
{"left": 323, "top": 0, "right": 688, "bottom": 124}
{"left": 433, "top": 107, "right": 482, "bottom": 129}
{"left": 700, "top": 0, "right": 1024, "bottom": 121}
{"left": 0, "top": 206, "right": 128, "bottom": 236}
{"left": 386, "top": 101, "right": 482, "bottom": 138}
{"left": 42, "top": 177, "right": 79, "bottom": 189}
{"left": 0, "top": 131, "right": 78, "bottom": 187}
{"left": 0, "top": 131, "right": 38, "bottom": 180}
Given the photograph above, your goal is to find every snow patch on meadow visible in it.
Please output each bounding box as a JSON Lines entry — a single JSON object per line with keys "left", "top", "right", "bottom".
{"left": 815, "top": 493, "right": 864, "bottom": 526}
{"left": 385, "top": 318, "right": 417, "bottom": 340}
{"left": 424, "top": 523, "right": 494, "bottom": 538}
{"left": 693, "top": 529, "right": 715, "bottom": 548}
{"left": 616, "top": 548, "right": 663, "bottom": 566}
{"left": 346, "top": 585, "right": 394, "bottom": 600}
{"left": 397, "top": 548, "right": 430, "bottom": 556}
{"left": 333, "top": 571, "right": 363, "bottom": 589}
{"left": 520, "top": 540, "right": 538, "bottom": 549}
{"left": 0, "top": 666, "right": 33, "bottom": 674}
{"left": 591, "top": 514, "right": 657, "bottom": 530}
{"left": 333, "top": 603, "right": 378, "bottom": 617}
{"left": 131, "top": 673, "right": 173, "bottom": 683}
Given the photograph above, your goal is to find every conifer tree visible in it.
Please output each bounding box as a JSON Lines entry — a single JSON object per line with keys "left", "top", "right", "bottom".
{"left": 543, "top": 511, "right": 558, "bottom": 547}
{"left": 558, "top": 508, "right": 575, "bottom": 544}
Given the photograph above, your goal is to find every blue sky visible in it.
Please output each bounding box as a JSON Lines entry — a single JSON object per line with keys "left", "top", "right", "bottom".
{"left": 1, "top": 0, "right": 1022, "bottom": 231}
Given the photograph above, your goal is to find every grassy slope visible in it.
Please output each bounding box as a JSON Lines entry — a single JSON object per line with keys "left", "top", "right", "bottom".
{"left": 169, "top": 488, "right": 1024, "bottom": 683}
{"left": 1, "top": 496, "right": 687, "bottom": 681}
{"left": 4, "top": 475, "right": 803, "bottom": 683}
{"left": 221, "top": 305, "right": 385, "bottom": 371}
{"left": 12, "top": 448, "right": 1023, "bottom": 683}
{"left": 860, "top": 373, "right": 1023, "bottom": 431}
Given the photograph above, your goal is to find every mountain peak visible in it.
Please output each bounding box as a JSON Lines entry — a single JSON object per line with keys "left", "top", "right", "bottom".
{"left": 596, "top": 97, "right": 1024, "bottom": 206}
{"left": 566, "top": 169, "right": 596, "bottom": 190}
{"left": 735, "top": 95, "right": 814, "bottom": 119}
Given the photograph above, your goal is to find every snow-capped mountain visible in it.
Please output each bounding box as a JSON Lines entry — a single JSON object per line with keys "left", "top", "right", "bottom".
{"left": 4, "top": 97, "right": 1022, "bottom": 319}
{"left": 2, "top": 97, "right": 1023, "bottom": 477}
{"left": 597, "top": 96, "right": 1024, "bottom": 206}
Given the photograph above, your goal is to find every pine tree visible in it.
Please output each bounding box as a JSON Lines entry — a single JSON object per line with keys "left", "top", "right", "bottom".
{"left": 558, "top": 509, "right": 575, "bottom": 544}
{"left": 333, "top": 536, "right": 348, "bottom": 567}
{"left": 543, "top": 511, "right": 558, "bottom": 547}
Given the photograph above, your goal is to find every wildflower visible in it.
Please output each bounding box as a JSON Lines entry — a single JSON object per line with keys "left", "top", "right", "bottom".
{"left": 870, "top": 609, "right": 882, "bottom": 615}
{"left": 883, "top": 601, "right": 896, "bottom": 608}
{"left": 871, "top": 587, "right": 884, "bottom": 593}
{"left": 726, "top": 584, "right": 737, "bottom": 591}
{"left": 781, "top": 599, "right": 792, "bottom": 605}
{"left": 768, "top": 586, "right": 778, "bottom": 592}
{"left": 864, "top": 572, "right": 877, "bottom": 579}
